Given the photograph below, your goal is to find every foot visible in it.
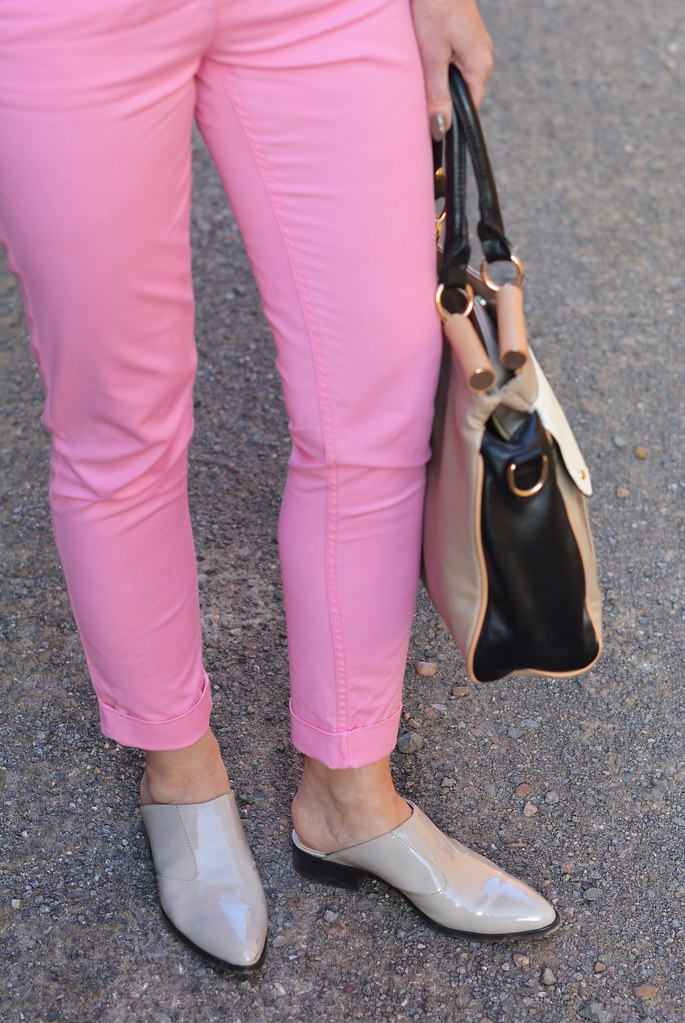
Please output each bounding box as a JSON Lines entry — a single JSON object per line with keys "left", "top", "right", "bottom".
{"left": 140, "top": 727, "right": 231, "bottom": 806}
{"left": 143, "top": 792, "right": 268, "bottom": 969}
{"left": 293, "top": 800, "right": 560, "bottom": 940}
{"left": 291, "top": 755, "right": 411, "bottom": 854}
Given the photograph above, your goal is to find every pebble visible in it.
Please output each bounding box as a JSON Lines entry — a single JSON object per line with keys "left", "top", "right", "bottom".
{"left": 11, "top": 899, "right": 21, "bottom": 909}
{"left": 544, "top": 790, "right": 560, "bottom": 804}
{"left": 617, "top": 487, "right": 630, "bottom": 499}
{"left": 594, "top": 962, "right": 608, "bottom": 974}
{"left": 272, "top": 983, "right": 287, "bottom": 998}
{"left": 540, "top": 967, "right": 556, "bottom": 986}
{"left": 634, "top": 446, "right": 647, "bottom": 459}
{"left": 430, "top": 703, "right": 447, "bottom": 713}
{"left": 579, "top": 1002, "right": 612, "bottom": 1022}
{"left": 583, "top": 887, "right": 602, "bottom": 902}
{"left": 397, "top": 731, "right": 424, "bottom": 754}
{"left": 515, "top": 783, "right": 531, "bottom": 798}
{"left": 441, "top": 777, "right": 455, "bottom": 788}
{"left": 272, "top": 935, "right": 288, "bottom": 948}
{"left": 415, "top": 661, "right": 438, "bottom": 677}
{"left": 323, "top": 910, "right": 338, "bottom": 924}
{"left": 523, "top": 802, "right": 538, "bottom": 817}
{"left": 612, "top": 435, "right": 627, "bottom": 448}
{"left": 406, "top": 718, "right": 421, "bottom": 730}
{"left": 507, "top": 726, "right": 524, "bottom": 739}
{"left": 513, "top": 954, "right": 530, "bottom": 967}
{"left": 451, "top": 685, "right": 470, "bottom": 697}
{"left": 633, "top": 983, "right": 658, "bottom": 999}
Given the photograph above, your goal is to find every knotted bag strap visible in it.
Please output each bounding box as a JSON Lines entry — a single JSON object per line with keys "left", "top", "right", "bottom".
{"left": 439, "top": 67, "right": 513, "bottom": 291}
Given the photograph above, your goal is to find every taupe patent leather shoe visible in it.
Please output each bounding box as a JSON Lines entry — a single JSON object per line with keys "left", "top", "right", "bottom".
{"left": 292, "top": 801, "right": 560, "bottom": 940}
{"left": 142, "top": 792, "right": 268, "bottom": 969}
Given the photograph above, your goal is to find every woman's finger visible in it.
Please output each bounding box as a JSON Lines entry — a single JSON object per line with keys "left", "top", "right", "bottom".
{"left": 412, "top": 0, "right": 493, "bottom": 138}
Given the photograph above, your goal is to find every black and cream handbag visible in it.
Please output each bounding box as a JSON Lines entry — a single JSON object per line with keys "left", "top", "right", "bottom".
{"left": 422, "top": 68, "right": 602, "bottom": 684}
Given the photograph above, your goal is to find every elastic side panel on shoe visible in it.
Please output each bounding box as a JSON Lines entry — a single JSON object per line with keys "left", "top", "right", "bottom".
{"left": 472, "top": 411, "right": 600, "bottom": 683}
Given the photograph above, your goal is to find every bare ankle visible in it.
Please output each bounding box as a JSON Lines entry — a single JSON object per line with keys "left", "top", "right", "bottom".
{"left": 291, "top": 756, "right": 410, "bottom": 853}
{"left": 141, "top": 728, "right": 231, "bottom": 806}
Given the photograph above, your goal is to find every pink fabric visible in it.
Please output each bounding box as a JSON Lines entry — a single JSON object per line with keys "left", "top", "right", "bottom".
{"left": 0, "top": 0, "right": 442, "bottom": 766}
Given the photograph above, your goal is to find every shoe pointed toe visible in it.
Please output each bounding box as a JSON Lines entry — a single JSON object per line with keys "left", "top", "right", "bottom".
{"left": 143, "top": 793, "right": 268, "bottom": 969}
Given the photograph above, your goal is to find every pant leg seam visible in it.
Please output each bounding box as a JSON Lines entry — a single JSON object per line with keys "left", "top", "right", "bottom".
{"left": 210, "top": 66, "right": 349, "bottom": 754}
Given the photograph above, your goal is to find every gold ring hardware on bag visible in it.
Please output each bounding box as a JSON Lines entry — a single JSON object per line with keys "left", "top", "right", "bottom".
{"left": 506, "top": 453, "right": 549, "bottom": 498}
{"left": 437, "top": 285, "right": 496, "bottom": 392}
{"left": 435, "top": 209, "right": 446, "bottom": 244}
{"left": 435, "top": 282, "right": 474, "bottom": 322}
{"left": 480, "top": 253, "right": 525, "bottom": 292}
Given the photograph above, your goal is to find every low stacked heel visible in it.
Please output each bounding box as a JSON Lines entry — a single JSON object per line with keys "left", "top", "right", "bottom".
{"left": 291, "top": 842, "right": 366, "bottom": 891}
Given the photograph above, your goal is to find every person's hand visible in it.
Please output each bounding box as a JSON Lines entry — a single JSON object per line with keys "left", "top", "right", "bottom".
{"left": 411, "top": 0, "right": 493, "bottom": 139}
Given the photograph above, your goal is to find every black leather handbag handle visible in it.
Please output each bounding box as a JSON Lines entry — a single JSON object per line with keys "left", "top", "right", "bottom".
{"left": 439, "top": 67, "right": 513, "bottom": 290}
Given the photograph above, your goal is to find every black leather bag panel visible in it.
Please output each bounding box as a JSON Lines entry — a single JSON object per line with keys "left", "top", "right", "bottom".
{"left": 473, "top": 412, "right": 600, "bottom": 682}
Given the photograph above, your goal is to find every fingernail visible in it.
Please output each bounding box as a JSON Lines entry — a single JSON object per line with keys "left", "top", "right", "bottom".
{"left": 430, "top": 113, "right": 447, "bottom": 142}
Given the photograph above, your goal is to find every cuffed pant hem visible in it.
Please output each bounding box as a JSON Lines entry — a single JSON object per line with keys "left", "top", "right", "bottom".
{"left": 98, "top": 672, "right": 213, "bottom": 751}
{"left": 290, "top": 700, "right": 402, "bottom": 770}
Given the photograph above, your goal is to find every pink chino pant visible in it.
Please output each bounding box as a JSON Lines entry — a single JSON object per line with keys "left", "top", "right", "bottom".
{"left": 0, "top": 0, "right": 442, "bottom": 768}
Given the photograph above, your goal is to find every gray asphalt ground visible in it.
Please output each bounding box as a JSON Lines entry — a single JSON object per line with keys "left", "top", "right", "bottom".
{"left": 1, "top": 2, "right": 684, "bottom": 1021}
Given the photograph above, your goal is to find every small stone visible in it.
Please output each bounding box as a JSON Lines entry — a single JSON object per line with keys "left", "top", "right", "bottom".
{"left": 406, "top": 718, "right": 422, "bottom": 730}
{"left": 431, "top": 703, "right": 447, "bottom": 712}
{"left": 633, "top": 984, "right": 658, "bottom": 999}
{"left": 617, "top": 487, "right": 630, "bottom": 499}
{"left": 271, "top": 935, "right": 288, "bottom": 948}
{"left": 515, "top": 783, "right": 531, "bottom": 798}
{"left": 594, "top": 962, "right": 607, "bottom": 974}
{"left": 612, "top": 436, "right": 627, "bottom": 448}
{"left": 323, "top": 910, "right": 338, "bottom": 923}
{"left": 415, "top": 661, "right": 438, "bottom": 677}
{"left": 583, "top": 887, "right": 602, "bottom": 902}
{"left": 579, "top": 1002, "right": 611, "bottom": 1022}
{"left": 451, "top": 685, "right": 470, "bottom": 697}
{"left": 507, "top": 726, "right": 524, "bottom": 739}
{"left": 441, "top": 777, "right": 455, "bottom": 788}
{"left": 545, "top": 790, "right": 560, "bottom": 804}
{"left": 329, "top": 921, "right": 347, "bottom": 937}
{"left": 11, "top": 899, "right": 21, "bottom": 909}
{"left": 21, "top": 831, "right": 29, "bottom": 840}
{"left": 272, "top": 983, "right": 287, "bottom": 997}
{"left": 397, "top": 731, "right": 424, "bottom": 754}
{"left": 634, "top": 446, "right": 647, "bottom": 460}
{"left": 540, "top": 967, "right": 556, "bottom": 986}
{"left": 523, "top": 802, "right": 538, "bottom": 817}
{"left": 513, "top": 954, "right": 530, "bottom": 967}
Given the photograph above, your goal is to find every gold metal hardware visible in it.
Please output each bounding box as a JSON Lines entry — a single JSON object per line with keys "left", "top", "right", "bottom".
{"left": 506, "top": 453, "right": 549, "bottom": 498}
{"left": 435, "top": 283, "right": 474, "bottom": 322}
{"left": 480, "top": 253, "right": 525, "bottom": 292}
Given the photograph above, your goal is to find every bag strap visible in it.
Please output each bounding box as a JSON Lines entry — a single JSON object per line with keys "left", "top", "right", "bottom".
{"left": 439, "top": 67, "right": 514, "bottom": 292}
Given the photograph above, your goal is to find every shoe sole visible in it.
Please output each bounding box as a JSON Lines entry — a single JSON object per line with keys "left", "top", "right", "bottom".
{"left": 292, "top": 840, "right": 562, "bottom": 943}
